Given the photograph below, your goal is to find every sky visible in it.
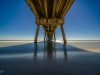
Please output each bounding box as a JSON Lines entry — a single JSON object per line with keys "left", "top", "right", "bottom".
{"left": 0, "top": 0, "right": 100, "bottom": 40}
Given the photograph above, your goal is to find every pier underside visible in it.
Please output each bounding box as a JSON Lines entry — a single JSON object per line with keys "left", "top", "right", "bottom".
{"left": 26, "top": 0, "right": 75, "bottom": 43}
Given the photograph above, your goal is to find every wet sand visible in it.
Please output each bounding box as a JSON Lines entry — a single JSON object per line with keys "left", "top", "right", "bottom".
{"left": 0, "top": 41, "right": 100, "bottom": 75}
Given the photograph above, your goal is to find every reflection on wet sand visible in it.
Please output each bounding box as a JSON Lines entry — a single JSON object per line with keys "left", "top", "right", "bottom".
{"left": 34, "top": 41, "right": 67, "bottom": 60}
{"left": 0, "top": 41, "right": 100, "bottom": 75}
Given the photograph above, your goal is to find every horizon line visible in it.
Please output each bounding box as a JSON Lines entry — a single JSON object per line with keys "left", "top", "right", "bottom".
{"left": 0, "top": 40, "right": 100, "bottom": 41}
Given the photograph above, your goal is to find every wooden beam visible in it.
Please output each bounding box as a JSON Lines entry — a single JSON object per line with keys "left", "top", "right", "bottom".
{"left": 61, "top": 0, "right": 75, "bottom": 18}
{"left": 61, "top": 0, "right": 69, "bottom": 18}
{"left": 52, "top": 0, "right": 56, "bottom": 18}
{"left": 26, "top": 0, "right": 39, "bottom": 18}
{"left": 56, "top": 0, "right": 62, "bottom": 16}
{"left": 36, "top": 19, "right": 64, "bottom": 25}
{"left": 44, "top": 0, "right": 48, "bottom": 18}
{"left": 38, "top": 0, "right": 44, "bottom": 15}
{"left": 60, "top": 25, "right": 66, "bottom": 43}
{"left": 34, "top": 25, "right": 40, "bottom": 43}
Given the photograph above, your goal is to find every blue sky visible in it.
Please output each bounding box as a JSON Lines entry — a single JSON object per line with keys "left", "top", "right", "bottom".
{"left": 0, "top": 0, "right": 100, "bottom": 40}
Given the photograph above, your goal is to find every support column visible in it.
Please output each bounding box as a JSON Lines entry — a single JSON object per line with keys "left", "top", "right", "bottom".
{"left": 44, "top": 32, "right": 46, "bottom": 41}
{"left": 34, "top": 25, "right": 40, "bottom": 43}
{"left": 60, "top": 25, "right": 66, "bottom": 43}
{"left": 54, "top": 32, "right": 56, "bottom": 41}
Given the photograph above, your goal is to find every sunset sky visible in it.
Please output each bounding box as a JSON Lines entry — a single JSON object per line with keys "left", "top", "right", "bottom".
{"left": 0, "top": 0, "right": 100, "bottom": 40}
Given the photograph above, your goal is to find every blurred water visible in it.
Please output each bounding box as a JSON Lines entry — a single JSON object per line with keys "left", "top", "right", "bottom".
{"left": 0, "top": 41, "right": 100, "bottom": 75}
